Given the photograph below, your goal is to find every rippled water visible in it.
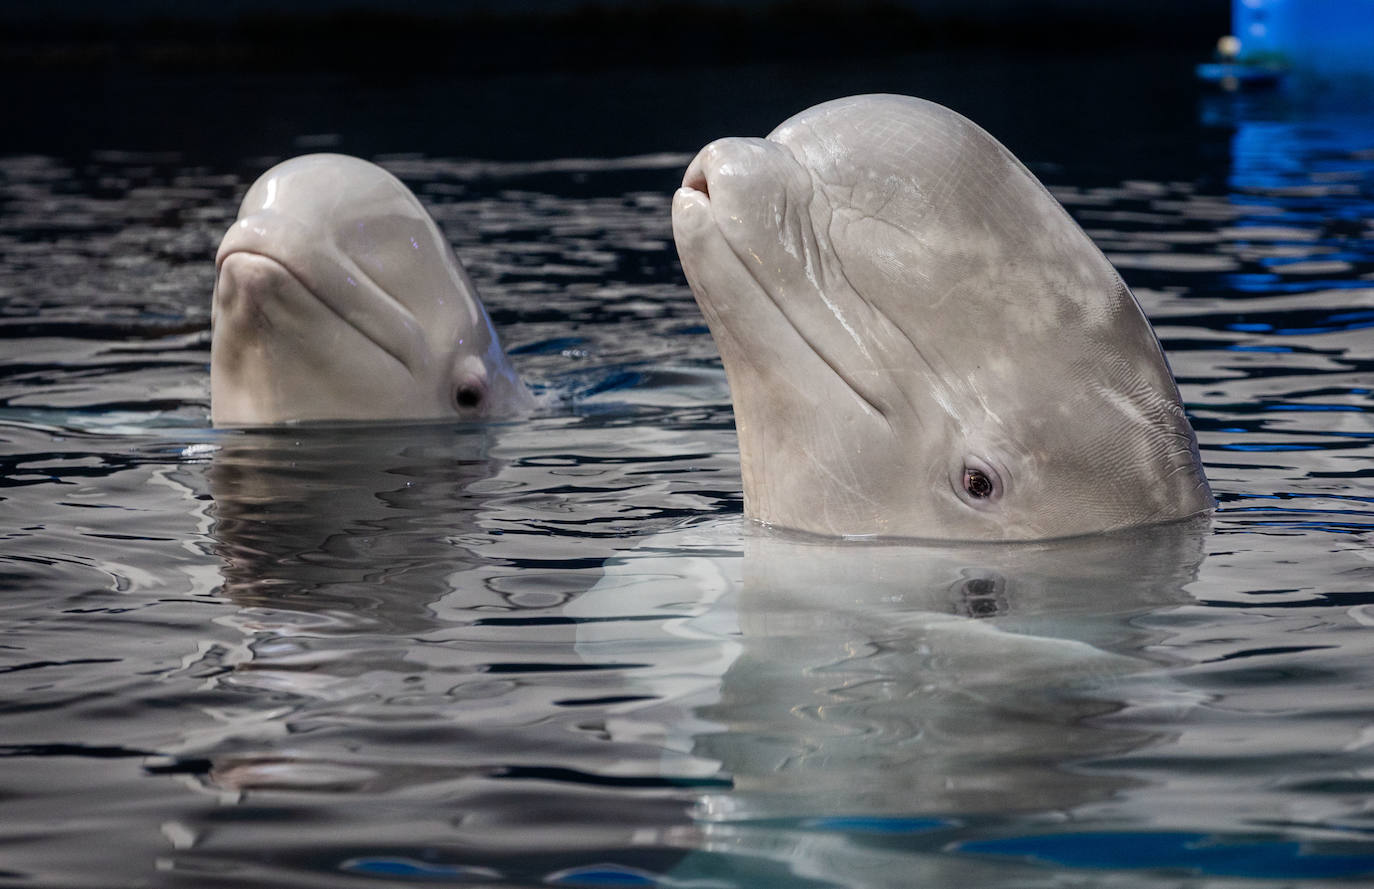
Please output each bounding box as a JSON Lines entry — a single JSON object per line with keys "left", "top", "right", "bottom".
{"left": 2, "top": 64, "right": 1374, "bottom": 887}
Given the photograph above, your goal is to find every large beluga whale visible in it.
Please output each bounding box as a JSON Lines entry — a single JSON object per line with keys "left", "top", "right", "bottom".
{"left": 672, "top": 94, "right": 1213, "bottom": 540}
{"left": 211, "top": 153, "right": 532, "bottom": 427}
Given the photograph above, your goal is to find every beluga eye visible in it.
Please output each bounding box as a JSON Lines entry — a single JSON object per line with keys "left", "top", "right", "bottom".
{"left": 954, "top": 456, "right": 1003, "bottom": 507}
{"left": 964, "top": 468, "right": 993, "bottom": 498}
{"left": 454, "top": 383, "right": 484, "bottom": 410}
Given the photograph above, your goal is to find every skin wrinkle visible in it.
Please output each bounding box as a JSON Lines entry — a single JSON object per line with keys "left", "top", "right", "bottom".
{"left": 220, "top": 250, "right": 415, "bottom": 377}
{"left": 800, "top": 183, "right": 874, "bottom": 365}
{"left": 782, "top": 143, "right": 867, "bottom": 342}
{"left": 336, "top": 210, "right": 431, "bottom": 325}
{"left": 745, "top": 243, "right": 887, "bottom": 423}
{"left": 1083, "top": 350, "right": 1195, "bottom": 452}
{"left": 334, "top": 250, "right": 431, "bottom": 378}
{"left": 711, "top": 175, "right": 890, "bottom": 424}
{"left": 690, "top": 204, "right": 876, "bottom": 439}
{"left": 828, "top": 251, "right": 933, "bottom": 429}
{"left": 804, "top": 167, "right": 939, "bottom": 428}
{"left": 225, "top": 211, "right": 431, "bottom": 379}
{"left": 797, "top": 197, "right": 830, "bottom": 308}
{"left": 807, "top": 153, "right": 922, "bottom": 243}
{"left": 777, "top": 186, "right": 796, "bottom": 260}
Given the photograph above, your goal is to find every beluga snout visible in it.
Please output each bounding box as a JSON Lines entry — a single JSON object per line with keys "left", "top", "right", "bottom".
{"left": 211, "top": 153, "right": 532, "bottom": 427}
{"left": 672, "top": 94, "right": 1212, "bottom": 541}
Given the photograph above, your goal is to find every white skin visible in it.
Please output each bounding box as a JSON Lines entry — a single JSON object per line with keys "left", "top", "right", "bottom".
{"left": 672, "top": 94, "right": 1212, "bottom": 541}
{"left": 211, "top": 153, "right": 532, "bottom": 426}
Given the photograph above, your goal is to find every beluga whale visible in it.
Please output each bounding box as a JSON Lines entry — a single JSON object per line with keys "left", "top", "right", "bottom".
{"left": 672, "top": 94, "right": 1212, "bottom": 541}
{"left": 211, "top": 153, "right": 532, "bottom": 426}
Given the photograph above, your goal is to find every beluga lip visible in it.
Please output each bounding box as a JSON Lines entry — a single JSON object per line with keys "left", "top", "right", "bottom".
{"left": 219, "top": 245, "right": 419, "bottom": 374}
{"left": 681, "top": 154, "right": 709, "bottom": 198}
{"left": 214, "top": 231, "right": 425, "bottom": 380}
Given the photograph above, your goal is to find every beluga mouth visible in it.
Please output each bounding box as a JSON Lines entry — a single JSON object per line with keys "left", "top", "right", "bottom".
{"left": 681, "top": 156, "right": 709, "bottom": 198}
{"left": 672, "top": 94, "right": 1212, "bottom": 542}
{"left": 214, "top": 244, "right": 420, "bottom": 376}
{"left": 210, "top": 153, "right": 532, "bottom": 427}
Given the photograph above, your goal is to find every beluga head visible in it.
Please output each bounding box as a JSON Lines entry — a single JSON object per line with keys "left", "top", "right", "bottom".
{"left": 211, "top": 153, "right": 532, "bottom": 427}
{"left": 672, "top": 94, "right": 1212, "bottom": 541}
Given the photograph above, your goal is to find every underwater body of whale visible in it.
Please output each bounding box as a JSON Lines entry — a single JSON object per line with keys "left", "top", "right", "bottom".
{"left": 672, "top": 94, "right": 1213, "bottom": 541}
{"left": 211, "top": 153, "right": 531, "bottom": 427}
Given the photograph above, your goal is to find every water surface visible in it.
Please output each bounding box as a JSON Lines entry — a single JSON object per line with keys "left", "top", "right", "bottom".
{"left": 2, "top": 55, "right": 1374, "bottom": 888}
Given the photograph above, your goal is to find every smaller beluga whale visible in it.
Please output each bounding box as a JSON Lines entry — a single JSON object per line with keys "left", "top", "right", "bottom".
{"left": 211, "top": 153, "right": 531, "bottom": 426}
{"left": 672, "top": 94, "right": 1213, "bottom": 541}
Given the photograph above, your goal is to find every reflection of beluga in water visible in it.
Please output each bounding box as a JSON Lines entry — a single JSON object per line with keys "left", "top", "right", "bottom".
{"left": 211, "top": 153, "right": 532, "bottom": 426}
{"left": 568, "top": 517, "right": 1212, "bottom": 886}
{"left": 672, "top": 94, "right": 1213, "bottom": 540}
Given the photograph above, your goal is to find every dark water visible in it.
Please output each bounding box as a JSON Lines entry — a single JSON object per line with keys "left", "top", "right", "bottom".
{"left": 2, "top": 51, "right": 1374, "bottom": 887}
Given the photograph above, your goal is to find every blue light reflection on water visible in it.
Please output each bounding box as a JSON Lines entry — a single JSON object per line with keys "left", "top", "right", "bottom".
{"left": 961, "top": 831, "right": 1374, "bottom": 879}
